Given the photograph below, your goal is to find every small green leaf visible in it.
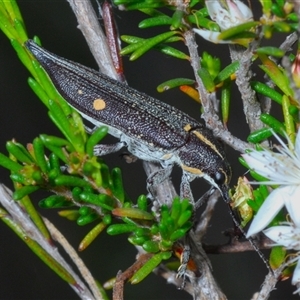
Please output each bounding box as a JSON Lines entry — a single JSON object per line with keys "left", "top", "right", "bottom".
{"left": 214, "top": 61, "right": 239, "bottom": 85}
{"left": 282, "top": 95, "right": 295, "bottom": 144}
{"left": 111, "top": 167, "right": 125, "bottom": 203}
{"left": 6, "top": 141, "right": 33, "bottom": 164}
{"left": 258, "top": 54, "right": 294, "bottom": 97}
{"left": 260, "top": 114, "right": 284, "bottom": 134}
{"left": 33, "top": 35, "right": 42, "bottom": 46}
{"left": 128, "top": 235, "right": 149, "bottom": 246}
{"left": 14, "top": 18, "right": 27, "bottom": 42}
{"left": 138, "top": 8, "right": 165, "bottom": 17}
{"left": 28, "top": 77, "right": 50, "bottom": 107}
{"left": 187, "top": 16, "right": 219, "bottom": 32}
{"left": 107, "top": 224, "right": 137, "bottom": 235}
{"left": 170, "top": 197, "right": 181, "bottom": 223}
{"left": 78, "top": 222, "right": 106, "bottom": 251}
{"left": 39, "top": 195, "right": 72, "bottom": 208}
{"left": 287, "top": 13, "right": 298, "bottom": 22}
{"left": 77, "top": 212, "right": 99, "bottom": 226}
{"left": 138, "top": 16, "right": 172, "bottom": 28}
{"left": 177, "top": 210, "right": 192, "bottom": 227}
{"left": 247, "top": 127, "right": 273, "bottom": 143}
{"left": 13, "top": 185, "right": 39, "bottom": 200}
{"left": 155, "top": 44, "right": 189, "bottom": 60}
{"left": 165, "top": 216, "right": 176, "bottom": 235}
{"left": 273, "top": 21, "right": 291, "bottom": 33}
{"left": 137, "top": 195, "right": 148, "bottom": 211}
{"left": 180, "top": 199, "right": 193, "bottom": 212}
{"left": 130, "top": 251, "right": 172, "bottom": 284}
{"left": 10, "top": 173, "right": 27, "bottom": 184}
{"left": 157, "top": 78, "right": 195, "bottom": 92}
{"left": 48, "top": 100, "right": 84, "bottom": 153}
{"left": 54, "top": 175, "right": 90, "bottom": 188}
{"left": 0, "top": 9, "right": 17, "bottom": 39}
{"left": 171, "top": 9, "right": 184, "bottom": 29}
{"left": 201, "top": 52, "right": 221, "bottom": 80}
{"left": 33, "top": 137, "right": 48, "bottom": 173}
{"left": 251, "top": 81, "right": 283, "bottom": 105}
{"left": 58, "top": 209, "right": 79, "bottom": 221}
{"left": 269, "top": 246, "right": 286, "bottom": 269}
{"left": 221, "top": 79, "right": 231, "bottom": 126}
{"left": 129, "top": 31, "right": 178, "bottom": 61}
{"left": 112, "top": 207, "right": 154, "bottom": 220}
{"left": 121, "top": 36, "right": 146, "bottom": 54}
{"left": 86, "top": 126, "right": 108, "bottom": 158}
{"left": 126, "top": 1, "right": 165, "bottom": 10}
{"left": 142, "top": 240, "right": 160, "bottom": 253}
{"left": 218, "top": 21, "right": 259, "bottom": 41}
{"left": 158, "top": 223, "right": 169, "bottom": 240}
{"left": 198, "top": 68, "right": 215, "bottom": 92}
{"left": 2, "top": 0, "right": 24, "bottom": 24}
{"left": 80, "top": 192, "right": 114, "bottom": 210}
{"left": 256, "top": 46, "right": 285, "bottom": 58}
{"left": 259, "top": 0, "right": 272, "bottom": 16}
{"left": 169, "top": 228, "right": 188, "bottom": 241}
{"left": 179, "top": 85, "right": 200, "bottom": 103}
{"left": 134, "top": 227, "right": 150, "bottom": 237}
{"left": 102, "top": 214, "right": 112, "bottom": 225}
{"left": 100, "top": 164, "right": 111, "bottom": 189}
{"left": 10, "top": 39, "right": 36, "bottom": 77}
{"left": 39, "top": 134, "right": 72, "bottom": 149}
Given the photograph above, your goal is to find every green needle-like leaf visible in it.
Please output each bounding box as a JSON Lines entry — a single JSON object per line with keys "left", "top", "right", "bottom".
{"left": 78, "top": 222, "right": 107, "bottom": 251}
{"left": 157, "top": 78, "right": 195, "bottom": 92}
{"left": 0, "top": 153, "right": 22, "bottom": 172}
{"left": 130, "top": 251, "right": 172, "bottom": 284}
{"left": 129, "top": 31, "right": 178, "bottom": 60}
{"left": 218, "top": 21, "right": 259, "bottom": 41}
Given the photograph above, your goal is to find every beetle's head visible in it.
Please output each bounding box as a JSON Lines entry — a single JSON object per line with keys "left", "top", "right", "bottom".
{"left": 206, "top": 159, "right": 232, "bottom": 202}
{"left": 179, "top": 127, "right": 232, "bottom": 202}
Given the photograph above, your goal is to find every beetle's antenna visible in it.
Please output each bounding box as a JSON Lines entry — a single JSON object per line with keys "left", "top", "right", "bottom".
{"left": 226, "top": 205, "right": 272, "bottom": 272}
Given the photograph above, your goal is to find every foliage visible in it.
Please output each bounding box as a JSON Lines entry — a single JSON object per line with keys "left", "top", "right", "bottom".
{"left": 1, "top": 0, "right": 300, "bottom": 299}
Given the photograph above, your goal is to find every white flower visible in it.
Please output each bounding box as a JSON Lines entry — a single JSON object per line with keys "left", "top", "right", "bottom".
{"left": 264, "top": 223, "right": 300, "bottom": 292}
{"left": 193, "top": 0, "right": 253, "bottom": 44}
{"left": 242, "top": 130, "right": 300, "bottom": 237}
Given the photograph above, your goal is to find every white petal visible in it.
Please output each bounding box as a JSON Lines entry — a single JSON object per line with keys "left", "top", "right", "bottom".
{"left": 292, "top": 259, "right": 300, "bottom": 286}
{"left": 246, "top": 188, "right": 285, "bottom": 237}
{"left": 206, "top": 1, "right": 225, "bottom": 21}
{"left": 242, "top": 151, "right": 300, "bottom": 185}
{"left": 263, "top": 226, "right": 295, "bottom": 247}
{"left": 193, "top": 29, "right": 232, "bottom": 44}
{"left": 242, "top": 151, "right": 280, "bottom": 179}
{"left": 233, "top": 0, "right": 254, "bottom": 21}
{"left": 205, "top": 0, "right": 253, "bottom": 31}
{"left": 284, "top": 185, "right": 300, "bottom": 228}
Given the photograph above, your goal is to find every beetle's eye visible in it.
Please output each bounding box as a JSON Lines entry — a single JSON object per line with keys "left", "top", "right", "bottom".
{"left": 214, "top": 171, "right": 225, "bottom": 185}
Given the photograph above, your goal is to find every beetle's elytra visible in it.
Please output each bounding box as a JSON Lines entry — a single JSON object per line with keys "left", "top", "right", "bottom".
{"left": 25, "top": 40, "right": 231, "bottom": 202}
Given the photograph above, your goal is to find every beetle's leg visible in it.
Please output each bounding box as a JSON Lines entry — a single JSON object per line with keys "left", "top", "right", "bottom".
{"left": 176, "top": 243, "right": 190, "bottom": 289}
{"left": 194, "top": 187, "right": 216, "bottom": 210}
{"left": 146, "top": 166, "right": 173, "bottom": 201}
{"left": 93, "top": 141, "right": 125, "bottom": 156}
{"left": 180, "top": 173, "right": 194, "bottom": 204}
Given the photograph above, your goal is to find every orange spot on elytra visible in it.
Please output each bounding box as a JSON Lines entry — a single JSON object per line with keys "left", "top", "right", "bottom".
{"left": 93, "top": 99, "right": 106, "bottom": 110}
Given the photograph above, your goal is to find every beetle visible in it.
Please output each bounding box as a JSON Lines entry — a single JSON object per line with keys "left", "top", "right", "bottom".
{"left": 25, "top": 40, "right": 231, "bottom": 203}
